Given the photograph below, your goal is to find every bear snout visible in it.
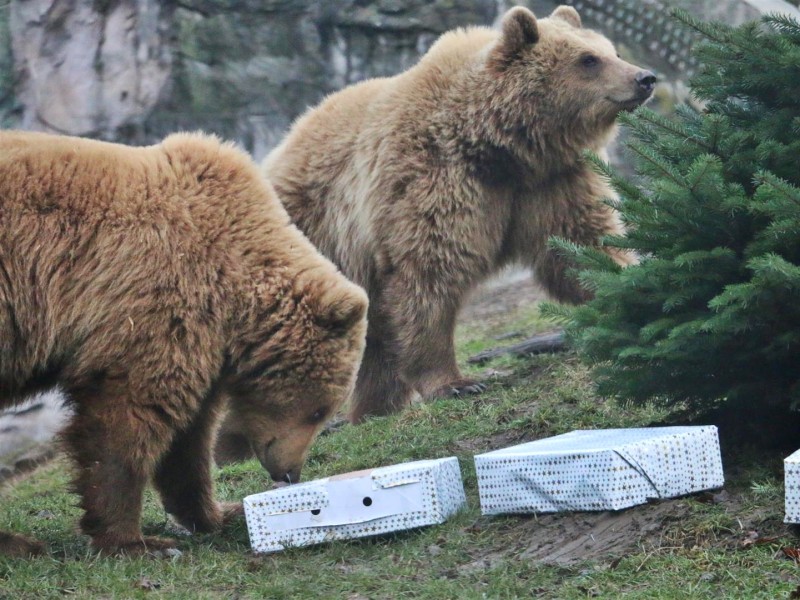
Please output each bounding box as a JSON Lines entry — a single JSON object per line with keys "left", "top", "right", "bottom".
{"left": 635, "top": 70, "right": 657, "bottom": 97}
{"left": 263, "top": 461, "right": 302, "bottom": 485}
{"left": 273, "top": 467, "right": 302, "bottom": 485}
{"left": 254, "top": 442, "right": 303, "bottom": 484}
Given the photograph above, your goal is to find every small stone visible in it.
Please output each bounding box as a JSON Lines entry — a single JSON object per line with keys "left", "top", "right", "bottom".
{"left": 14, "top": 456, "right": 40, "bottom": 472}
{"left": 378, "top": 0, "right": 406, "bottom": 15}
{"left": 150, "top": 547, "right": 183, "bottom": 559}
{"left": 712, "top": 489, "right": 730, "bottom": 504}
{"left": 137, "top": 577, "right": 161, "bottom": 591}
{"left": 427, "top": 543, "right": 442, "bottom": 556}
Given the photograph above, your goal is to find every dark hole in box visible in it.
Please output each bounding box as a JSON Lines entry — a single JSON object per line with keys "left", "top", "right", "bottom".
{"left": 311, "top": 508, "right": 321, "bottom": 515}
{"left": 363, "top": 497, "right": 372, "bottom": 507}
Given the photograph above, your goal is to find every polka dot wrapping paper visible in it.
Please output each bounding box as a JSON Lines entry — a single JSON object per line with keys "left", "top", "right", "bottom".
{"left": 243, "top": 457, "right": 466, "bottom": 553}
{"left": 784, "top": 449, "right": 800, "bottom": 523}
{"left": 474, "top": 426, "right": 724, "bottom": 515}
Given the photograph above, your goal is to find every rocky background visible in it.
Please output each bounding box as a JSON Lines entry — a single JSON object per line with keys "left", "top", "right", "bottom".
{"left": 2, "top": 0, "right": 550, "bottom": 157}
{"left": 3, "top": 0, "right": 791, "bottom": 161}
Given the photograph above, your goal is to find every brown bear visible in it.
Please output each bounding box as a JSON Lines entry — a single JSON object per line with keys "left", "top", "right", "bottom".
{"left": 258, "top": 5, "right": 652, "bottom": 423}
{"left": 0, "top": 130, "right": 367, "bottom": 557}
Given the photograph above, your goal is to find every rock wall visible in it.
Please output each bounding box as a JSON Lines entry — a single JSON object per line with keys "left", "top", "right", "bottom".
{"left": 8, "top": 0, "right": 173, "bottom": 139}
{"left": 0, "top": 7, "right": 14, "bottom": 128}
{"left": 2, "top": 0, "right": 799, "bottom": 154}
{"left": 150, "top": 0, "right": 510, "bottom": 159}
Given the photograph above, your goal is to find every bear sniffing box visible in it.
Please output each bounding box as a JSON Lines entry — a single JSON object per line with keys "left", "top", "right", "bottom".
{"left": 0, "top": 130, "right": 367, "bottom": 557}
{"left": 244, "top": 457, "right": 466, "bottom": 553}
{"left": 262, "top": 5, "right": 656, "bottom": 424}
{"left": 475, "top": 426, "right": 724, "bottom": 515}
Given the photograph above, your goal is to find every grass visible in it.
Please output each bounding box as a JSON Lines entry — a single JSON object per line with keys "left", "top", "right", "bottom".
{"left": 0, "top": 298, "right": 797, "bottom": 599}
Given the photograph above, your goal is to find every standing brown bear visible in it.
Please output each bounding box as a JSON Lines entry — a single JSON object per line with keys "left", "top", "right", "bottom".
{"left": 0, "top": 131, "right": 367, "bottom": 557}
{"left": 263, "top": 5, "right": 653, "bottom": 422}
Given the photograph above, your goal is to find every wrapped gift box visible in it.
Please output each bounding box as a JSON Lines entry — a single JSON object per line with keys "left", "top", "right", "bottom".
{"left": 784, "top": 449, "right": 800, "bottom": 523}
{"left": 475, "top": 426, "right": 724, "bottom": 515}
{"left": 244, "top": 456, "right": 466, "bottom": 553}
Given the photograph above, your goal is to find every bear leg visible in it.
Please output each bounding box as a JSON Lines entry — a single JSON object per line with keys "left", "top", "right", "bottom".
{"left": 529, "top": 173, "right": 637, "bottom": 304}
{"left": 349, "top": 335, "right": 416, "bottom": 423}
{"left": 533, "top": 231, "right": 636, "bottom": 304}
{"left": 533, "top": 250, "right": 594, "bottom": 304}
{"left": 154, "top": 399, "right": 230, "bottom": 533}
{"left": 384, "top": 276, "right": 486, "bottom": 403}
{"left": 63, "top": 402, "right": 178, "bottom": 556}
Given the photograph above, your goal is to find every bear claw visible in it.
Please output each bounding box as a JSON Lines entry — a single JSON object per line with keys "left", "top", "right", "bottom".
{"left": 434, "top": 380, "right": 488, "bottom": 398}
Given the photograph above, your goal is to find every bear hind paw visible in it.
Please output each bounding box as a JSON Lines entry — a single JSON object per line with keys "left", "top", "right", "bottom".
{"left": 430, "top": 379, "right": 488, "bottom": 399}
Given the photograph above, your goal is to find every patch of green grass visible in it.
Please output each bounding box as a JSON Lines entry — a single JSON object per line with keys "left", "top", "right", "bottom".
{"left": 1, "top": 301, "right": 796, "bottom": 599}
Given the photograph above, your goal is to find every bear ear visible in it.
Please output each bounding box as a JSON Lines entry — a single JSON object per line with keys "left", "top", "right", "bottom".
{"left": 315, "top": 285, "right": 368, "bottom": 331}
{"left": 489, "top": 7, "right": 539, "bottom": 71}
{"left": 551, "top": 5, "right": 582, "bottom": 28}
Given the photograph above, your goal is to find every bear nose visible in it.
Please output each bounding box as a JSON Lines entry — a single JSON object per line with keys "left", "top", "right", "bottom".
{"left": 273, "top": 466, "right": 301, "bottom": 485}
{"left": 636, "top": 70, "right": 657, "bottom": 92}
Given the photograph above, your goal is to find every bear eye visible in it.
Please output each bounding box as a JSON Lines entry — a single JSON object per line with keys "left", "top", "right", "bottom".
{"left": 581, "top": 54, "right": 600, "bottom": 68}
{"left": 308, "top": 408, "right": 329, "bottom": 425}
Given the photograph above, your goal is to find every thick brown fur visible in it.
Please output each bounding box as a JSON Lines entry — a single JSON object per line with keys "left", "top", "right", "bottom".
{"left": 260, "top": 6, "right": 651, "bottom": 423}
{"left": 0, "top": 130, "right": 367, "bottom": 556}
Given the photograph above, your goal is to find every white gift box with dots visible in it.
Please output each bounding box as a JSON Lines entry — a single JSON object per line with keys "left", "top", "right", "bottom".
{"left": 243, "top": 457, "right": 466, "bottom": 553}
{"left": 784, "top": 449, "right": 800, "bottom": 523}
{"left": 474, "top": 426, "right": 724, "bottom": 515}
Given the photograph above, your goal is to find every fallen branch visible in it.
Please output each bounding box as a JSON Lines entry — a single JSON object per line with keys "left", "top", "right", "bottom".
{"left": 467, "top": 329, "right": 567, "bottom": 364}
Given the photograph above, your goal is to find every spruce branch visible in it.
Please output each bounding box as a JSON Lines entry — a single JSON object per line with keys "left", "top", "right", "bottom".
{"left": 762, "top": 13, "right": 800, "bottom": 40}
{"left": 583, "top": 151, "right": 647, "bottom": 204}
{"left": 752, "top": 170, "right": 800, "bottom": 209}
{"left": 622, "top": 108, "right": 713, "bottom": 154}
{"left": 624, "top": 142, "right": 687, "bottom": 187}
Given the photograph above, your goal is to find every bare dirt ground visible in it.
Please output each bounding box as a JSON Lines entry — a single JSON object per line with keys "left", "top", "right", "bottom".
{"left": 475, "top": 485, "right": 792, "bottom": 567}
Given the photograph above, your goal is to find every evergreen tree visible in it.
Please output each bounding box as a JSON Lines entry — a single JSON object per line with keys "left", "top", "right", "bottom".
{"left": 545, "top": 10, "right": 800, "bottom": 414}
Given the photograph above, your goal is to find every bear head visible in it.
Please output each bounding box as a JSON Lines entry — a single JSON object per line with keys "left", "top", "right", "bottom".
{"left": 485, "top": 5, "right": 656, "bottom": 153}
{"left": 223, "top": 275, "right": 368, "bottom": 484}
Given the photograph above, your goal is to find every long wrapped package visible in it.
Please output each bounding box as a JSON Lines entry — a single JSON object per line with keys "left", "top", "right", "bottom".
{"left": 244, "top": 457, "right": 466, "bottom": 553}
{"left": 784, "top": 449, "right": 800, "bottom": 523}
{"left": 475, "top": 426, "right": 724, "bottom": 515}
